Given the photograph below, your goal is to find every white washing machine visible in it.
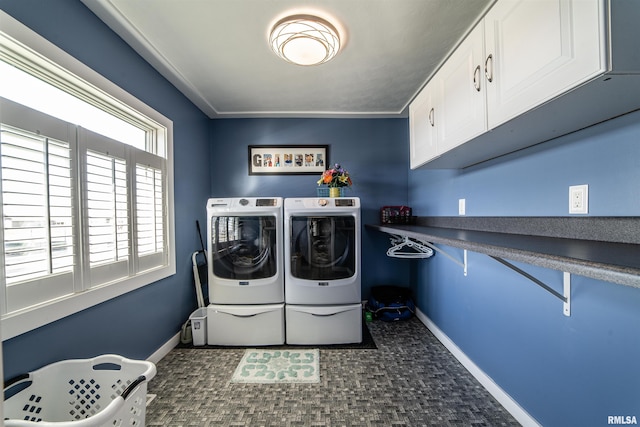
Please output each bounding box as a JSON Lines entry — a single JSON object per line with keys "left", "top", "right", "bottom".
{"left": 284, "top": 197, "right": 361, "bottom": 344}
{"left": 206, "top": 197, "right": 284, "bottom": 345}
{"left": 207, "top": 197, "right": 284, "bottom": 304}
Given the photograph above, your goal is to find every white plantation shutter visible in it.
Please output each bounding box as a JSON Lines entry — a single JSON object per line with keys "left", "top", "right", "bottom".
{"left": 136, "top": 164, "right": 162, "bottom": 255}
{"left": 135, "top": 150, "right": 166, "bottom": 272}
{"left": 1, "top": 105, "right": 77, "bottom": 312}
{"left": 80, "top": 129, "right": 130, "bottom": 287}
{"left": 48, "top": 140, "right": 75, "bottom": 273}
{"left": 86, "top": 150, "right": 129, "bottom": 266}
{"left": 1, "top": 126, "right": 74, "bottom": 283}
{"left": 80, "top": 128, "right": 167, "bottom": 286}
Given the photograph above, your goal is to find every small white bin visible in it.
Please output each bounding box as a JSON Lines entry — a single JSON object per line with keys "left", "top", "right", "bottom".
{"left": 189, "top": 307, "right": 208, "bottom": 346}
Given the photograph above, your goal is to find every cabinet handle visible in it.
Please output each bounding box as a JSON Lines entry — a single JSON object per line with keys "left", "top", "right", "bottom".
{"left": 485, "top": 54, "right": 493, "bottom": 83}
{"left": 473, "top": 65, "right": 481, "bottom": 92}
{"left": 428, "top": 108, "right": 435, "bottom": 126}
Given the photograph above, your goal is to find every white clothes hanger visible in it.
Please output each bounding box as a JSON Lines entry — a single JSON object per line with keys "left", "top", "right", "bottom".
{"left": 386, "top": 234, "right": 434, "bottom": 259}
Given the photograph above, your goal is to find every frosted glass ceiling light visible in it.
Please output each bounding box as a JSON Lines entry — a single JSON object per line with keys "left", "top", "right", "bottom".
{"left": 270, "top": 15, "right": 340, "bottom": 66}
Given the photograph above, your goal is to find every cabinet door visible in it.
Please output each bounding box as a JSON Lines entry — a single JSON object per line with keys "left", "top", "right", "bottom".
{"left": 485, "top": 0, "right": 605, "bottom": 129}
{"left": 436, "top": 21, "right": 487, "bottom": 154}
{"left": 409, "top": 81, "right": 438, "bottom": 169}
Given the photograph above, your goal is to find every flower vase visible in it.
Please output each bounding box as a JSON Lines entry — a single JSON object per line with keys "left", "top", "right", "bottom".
{"left": 329, "top": 187, "right": 342, "bottom": 198}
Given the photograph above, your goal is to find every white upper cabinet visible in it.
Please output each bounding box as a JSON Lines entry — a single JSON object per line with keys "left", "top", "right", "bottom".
{"left": 410, "top": 22, "right": 487, "bottom": 169}
{"left": 484, "top": 0, "right": 604, "bottom": 129}
{"left": 409, "top": 80, "right": 437, "bottom": 169}
{"left": 437, "top": 21, "right": 488, "bottom": 154}
{"left": 409, "top": 0, "right": 640, "bottom": 169}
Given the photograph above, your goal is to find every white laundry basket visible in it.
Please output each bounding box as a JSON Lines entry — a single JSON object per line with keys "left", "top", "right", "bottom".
{"left": 3, "top": 354, "right": 156, "bottom": 427}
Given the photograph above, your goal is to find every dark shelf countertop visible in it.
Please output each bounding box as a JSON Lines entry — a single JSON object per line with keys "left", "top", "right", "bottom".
{"left": 366, "top": 222, "right": 640, "bottom": 289}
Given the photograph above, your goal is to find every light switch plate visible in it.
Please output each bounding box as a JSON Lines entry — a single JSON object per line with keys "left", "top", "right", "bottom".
{"left": 458, "top": 198, "right": 466, "bottom": 215}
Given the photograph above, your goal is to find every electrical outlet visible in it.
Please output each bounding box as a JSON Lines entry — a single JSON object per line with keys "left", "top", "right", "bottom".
{"left": 569, "top": 185, "right": 588, "bottom": 214}
{"left": 458, "top": 198, "right": 466, "bottom": 215}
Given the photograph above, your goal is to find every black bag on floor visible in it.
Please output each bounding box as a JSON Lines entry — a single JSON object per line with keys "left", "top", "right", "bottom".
{"left": 368, "top": 285, "right": 415, "bottom": 321}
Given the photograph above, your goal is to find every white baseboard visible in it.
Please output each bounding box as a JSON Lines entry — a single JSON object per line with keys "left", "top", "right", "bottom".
{"left": 415, "top": 308, "right": 540, "bottom": 427}
{"left": 147, "top": 331, "right": 180, "bottom": 364}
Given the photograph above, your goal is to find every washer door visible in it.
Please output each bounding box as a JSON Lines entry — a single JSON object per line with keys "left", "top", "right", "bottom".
{"left": 211, "top": 216, "right": 277, "bottom": 280}
{"left": 290, "top": 216, "right": 355, "bottom": 280}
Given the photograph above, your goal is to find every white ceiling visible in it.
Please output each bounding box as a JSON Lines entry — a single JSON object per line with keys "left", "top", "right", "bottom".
{"left": 82, "top": 0, "right": 494, "bottom": 119}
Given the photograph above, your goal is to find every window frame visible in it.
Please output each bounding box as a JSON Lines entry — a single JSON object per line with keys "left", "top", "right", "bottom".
{"left": 0, "top": 10, "right": 176, "bottom": 341}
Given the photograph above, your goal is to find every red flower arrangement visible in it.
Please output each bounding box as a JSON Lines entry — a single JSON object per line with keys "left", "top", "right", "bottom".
{"left": 317, "top": 163, "right": 353, "bottom": 188}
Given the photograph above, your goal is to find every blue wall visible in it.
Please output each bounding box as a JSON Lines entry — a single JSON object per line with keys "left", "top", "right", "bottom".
{"left": 409, "top": 110, "right": 640, "bottom": 427}
{"left": 1, "top": 0, "right": 211, "bottom": 379}
{"left": 209, "top": 118, "right": 411, "bottom": 297}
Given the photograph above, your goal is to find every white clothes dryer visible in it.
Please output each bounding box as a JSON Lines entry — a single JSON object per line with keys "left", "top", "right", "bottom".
{"left": 207, "top": 197, "right": 284, "bottom": 304}
{"left": 284, "top": 197, "right": 361, "bottom": 305}
{"left": 284, "top": 197, "right": 361, "bottom": 345}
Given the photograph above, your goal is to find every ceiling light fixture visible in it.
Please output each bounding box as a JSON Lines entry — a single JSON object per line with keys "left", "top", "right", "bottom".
{"left": 269, "top": 14, "right": 341, "bottom": 66}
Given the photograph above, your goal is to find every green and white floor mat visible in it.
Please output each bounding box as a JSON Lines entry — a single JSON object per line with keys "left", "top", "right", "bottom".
{"left": 231, "top": 349, "right": 320, "bottom": 384}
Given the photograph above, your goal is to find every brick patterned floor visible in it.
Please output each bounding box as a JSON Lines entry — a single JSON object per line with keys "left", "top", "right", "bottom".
{"left": 146, "top": 317, "right": 521, "bottom": 426}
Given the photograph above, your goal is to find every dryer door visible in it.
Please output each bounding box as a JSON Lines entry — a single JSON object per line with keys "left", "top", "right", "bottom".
{"left": 290, "top": 216, "right": 356, "bottom": 280}
{"left": 211, "top": 215, "right": 277, "bottom": 280}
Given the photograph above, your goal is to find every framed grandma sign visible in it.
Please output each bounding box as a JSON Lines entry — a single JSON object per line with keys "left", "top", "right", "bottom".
{"left": 248, "top": 145, "right": 328, "bottom": 175}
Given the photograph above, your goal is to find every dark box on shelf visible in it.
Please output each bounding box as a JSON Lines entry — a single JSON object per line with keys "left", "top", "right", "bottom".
{"left": 380, "top": 206, "right": 414, "bottom": 224}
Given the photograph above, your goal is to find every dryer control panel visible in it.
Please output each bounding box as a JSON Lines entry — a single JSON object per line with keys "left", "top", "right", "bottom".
{"left": 256, "top": 198, "right": 278, "bottom": 206}
{"left": 287, "top": 197, "right": 360, "bottom": 208}
{"left": 335, "top": 199, "right": 356, "bottom": 207}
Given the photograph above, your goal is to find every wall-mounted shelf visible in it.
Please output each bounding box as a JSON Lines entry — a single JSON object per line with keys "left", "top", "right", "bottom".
{"left": 367, "top": 217, "right": 640, "bottom": 316}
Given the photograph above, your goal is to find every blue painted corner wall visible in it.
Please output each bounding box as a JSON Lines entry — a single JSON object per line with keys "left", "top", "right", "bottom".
{"left": 408, "top": 110, "right": 640, "bottom": 426}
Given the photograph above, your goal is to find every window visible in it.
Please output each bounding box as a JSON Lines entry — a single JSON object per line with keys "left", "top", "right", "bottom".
{"left": 0, "top": 11, "right": 175, "bottom": 340}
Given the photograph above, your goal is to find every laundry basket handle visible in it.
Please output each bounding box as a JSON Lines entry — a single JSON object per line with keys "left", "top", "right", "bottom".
{"left": 4, "top": 373, "right": 30, "bottom": 388}
{"left": 90, "top": 354, "right": 157, "bottom": 380}
{"left": 90, "top": 353, "right": 130, "bottom": 368}
{"left": 121, "top": 375, "right": 147, "bottom": 400}
{"left": 3, "top": 373, "right": 33, "bottom": 398}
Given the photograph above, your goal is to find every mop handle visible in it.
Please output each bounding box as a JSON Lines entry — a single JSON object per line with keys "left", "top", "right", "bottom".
{"left": 196, "top": 220, "right": 207, "bottom": 263}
